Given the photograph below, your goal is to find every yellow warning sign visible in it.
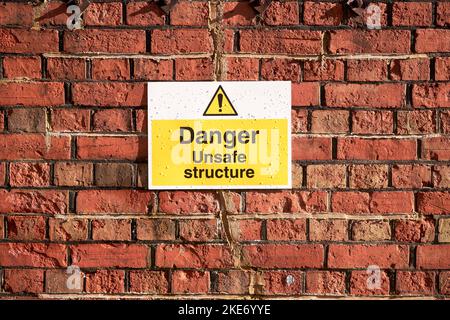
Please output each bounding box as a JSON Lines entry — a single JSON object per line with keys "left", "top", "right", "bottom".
{"left": 203, "top": 85, "right": 238, "bottom": 116}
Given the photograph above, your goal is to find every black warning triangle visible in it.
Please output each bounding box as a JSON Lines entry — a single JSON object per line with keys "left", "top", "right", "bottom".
{"left": 203, "top": 85, "right": 238, "bottom": 116}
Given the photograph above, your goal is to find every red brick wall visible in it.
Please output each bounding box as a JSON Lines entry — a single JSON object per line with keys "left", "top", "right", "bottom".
{"left": 0, "top": 0, "right": 449, "bottom": 298}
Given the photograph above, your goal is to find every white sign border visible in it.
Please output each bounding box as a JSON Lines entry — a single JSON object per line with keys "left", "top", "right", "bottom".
{"left": 147, "top": 81, "right": 292, "bottom": 190}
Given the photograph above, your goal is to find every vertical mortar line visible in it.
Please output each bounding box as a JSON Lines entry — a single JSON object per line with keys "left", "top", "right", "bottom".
{"left": 69, "top": 191, "right": 77, "bottom": 214}
{"left": 59, "top": 30, "right": 65, "bottom": 53}
{"left": 41, "top": 55, "right": 47, "bottom": 79}
{"left": 129, "top": 58, "right": 135, "bottom": 80}
{"left": 0, "top": 56, "right": 3, "bottom": 78}
{"left": 87, "top": 219, "right": 93, "bottom": 240}
{"left": 86, "top": 58, "right": 92, "bottom": 79}
{"left": 122, "top": 0, "right": 127, "bottom": 25}
{"left": 387, "top": 164, "right": 393, "bottom": 188}
{"left": 431, "top": 0, "right": 437, "bottom": 27}
{"left": 146, "top": 30, "right": 152, "bottom": 54}
{"left": 302, "top": 165, "right": 307, "bottom": 187}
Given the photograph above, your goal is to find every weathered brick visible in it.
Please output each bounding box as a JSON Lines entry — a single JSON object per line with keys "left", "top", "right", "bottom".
{"left": 159, "top": 191, "right": 240, "bottom": 214}
{"left": 7, "top": 108, "right": 46, "bottom": 133}
{"left": 350, "top": 270, "right": 390, "bottom": 296}
{"left": 266, "top": 219, "right": 306, "bottom": 241}
{"left": 45, "top": 269, "right": 84, "bottom": 294}
{"left": 396, "top": 271, "right": 435, "bottom": 295}
{"left": 9, "top": 162, "right": 50, "bottom": 187}
{"left": 390, "top": 59, "right": 430, "bottom": 81}
{"left": 328, "top": 245, "right": 409, "bottom": 269}
{"left": 92, "top": 219, "right": 131, "bottom": 241}
{"left": 332, "top": 192, "right": 370, "bottom": 214}
{"left": 77, "top": 136, "right": 146, "bottom": 160}
{"left": 126, "top": 1, "right": 165, "bottom": 26}
{"left": 422, "top": 137, "right": 450, "bottom": 160}
{"left": 263, "top": 270, "right": 303, "bottom": 295}
{"left": 4, "top": 269, "right": 44, "bottom": 294}
{"left": 303, "top": 2, "right": 343, "bottom": 26}
{"left": 417, "top": 245, "right": 450, "bottom": 269}
{"left": 179, "top": 219, "right": 218, "bottom": 241}
{"left": 175, "top": 58, "right": 214, "bottom": 80}
{"left": 347, "top": 59, "right": 388, "bottom": 81}
{"left": 54, "top": 162, "right": 93, "bottom": 187}
{"left": 435, "top": 57, "right": 450, "bottom": 81}
{"left": 309, "top": 219, "right": 348, "bottom": 242}
{"left": 86, "top": 270, "right": 125, "bottom": 294}
{"left": 49, "top": 218, "right": 88, "bottom": 241}
{"left": 84, "top": 2, "right": 122, "bottom": 26}
{"left": 263, "top": 1, "right": 299, "bottom": 26}
{"left": 171, "top": 1, "right": 208, "bottom": 26}
{"left": 417, "top": 192, "right": 450, "bottom": 215}
{"left": 77, "top": 190, "right": 153, "bottom": 214}
{"left": 3, "top": 56, "right": 41, "bottom": 79}
{"left": 129, "top": 271, "right": 169, "bottom": 294}
{"left": 47, "top": 58, "right": 86, "bottom": 80}
{"left": 94, "top": 163, "right": 133, "bottom": 187}
{"left": 351, "top": 220, "right": 391, "bottom": 241}
{"left": 0, "top": 82, "right": 64, "bottom": 107}
{"left": 394, "top": 219, "right": 435, "bottom": 243}
{"left": 433, "top": 165, "right": 450, "bottom": 189}
{"left": 172, "top": 270, "right": 209, "bottom": 294}
{"left": 397, "top": 110, "right": 435, "bottom": 134}
{"left": 72, "top": 82, "right": 145, "bottom": 107}
{"left": 134, "top": 58, "right": 173, "bottom": 80}
{"left": 0, "top": 28, "right": 58, "bottom": 53}
{"left": 261, "top": 59, "right": 300, "bottom": 82}
{"left": 65, "top": 30, "right": 146, "bottom": 53}
{"left": 370, "top": 191, "right": 414, "bottom": 214}
{"left": 311, "top": 110, "right": 348, "bottom": 133}
{"left": 303, "top": 60, "right": 344, "bottom": 81}
{"left": 246, "top": 191, "right": 327, "bottom": 214}
{"left": 392, "top": 164, "right": 432, "bottom": 188}
{"left": 137, "top": 219, "right": 176, "bottom": 241}
{"left": 349, "top": 164, "right": 388, "bottom": 189}
{"left": 225, "top": 57, "right": 259, "bottom": 80}
{"left": 71, "top": 244, "right": 149, "bottom": 268}
{"left": 292, "top": 109, "right": 308, "bottom": 133}
{"left": 92, "top": 59, "right": 130, "bottom": 80}
{"left": 415, "top": 29, "right": 450, "bottom": 53}
{"left": 0, "top": 2, "right": 34, "bottom": 25}
{"left": 223, "top": 2, "right": 256, "bottom": 26}
{"left": 292, "top": 82, "right": 320, "bottom": 106}
{"left": 292, "top": 136, "right": 332, "bottom": 160}
{"left": 156, "top": 244, "right": 233, "bottom": 268}
{"left": 307, "top": 164, "right": 346, "bottom": 189}
{"left": 306, "top": 271, "right": 346, "bottom": 295}
{"left": 230, "top": 219, "right": 262, "bottom": 241}
{"left": 351, "top": 111, "right": 393, "bottom": 134}
{"left": 392, "top": 2, "right": 432, "bottom": 26}
{"left": 337, "top": 138, "right": 416, "bottom": 160}
{"left": 217, "top": 270, "right": 250, "bottom": 295}
{"left": 0, "top": 189, "right": 67, "bottom": 214}
{"left": 0, "top": 243, "right": 66, "bottom": 267}
{"left": 51, "top": 109, "right": 90, "bottom": 132}
{"left": 151, "top": 29, "right": 212, "bottom": 54}
{"left": 437, "top": 2, "right": 450, "bottom": 26}
{"left": 93, "top": 109, "right": 132, "bottom": 132}
{"left": 7, "top": 215, "right": 46, "bottom": 240}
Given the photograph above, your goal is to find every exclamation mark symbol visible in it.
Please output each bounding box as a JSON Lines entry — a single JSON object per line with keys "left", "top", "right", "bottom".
{"left": 218, "top": 93, "right": 223, "bottom": 112}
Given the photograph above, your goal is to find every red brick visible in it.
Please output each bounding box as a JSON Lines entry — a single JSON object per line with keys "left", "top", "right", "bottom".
{"left": 65, "top": 30, "right": 146, "bottom": 53}
{"left": 94, "top": 163, "right": 133, "bottom": 187}
{"left": 4, "top": 269, "right": 44, "bottom": 294}
{"left": 156, "top": 244, "right": 233, "bottom": 268}
{"left": 129, "top": 271, "right": 169, "bottom": 294}
{"left": 172, "top": 270, "right": 209, "bottom": 294}
{"left": 328, "top": 244, "right": 409, "bottom": 269}
{"left": 134, "top": 58, "right": 173, "bottom": 80}
{"left": 417, "top": 192, "right": 450, "bottom": 215}
{"left": 304, "top": 2, "right": 343, "bottom": 26}
{"left": 307, "top": 164, "right": 346, "bottom": 189}
{"left": 393, "top": 2, "right": 432, "bottom": 26}
{"left": 159, "top": 191, "right": 240, "bottom": 214}
{"left": 263, "top": 1, "right": 299, "bottom": 26}
{"left": 0, "top": 189, "right": 67, "bottom": 214}
{"left": 36, "top": 1, "right": 70, "bottom": 26}
{"left": 51, "top": 109, "right": 90, "bottom": 132}
{"left": 266, "top": 219, "right": 306, "bottom": 241}
{"left": 325, "top": 83, "right": 405, "bottom": 108}
{"left": 337, "top": 138, "right": 416, "bottom": 160}
{"left": 417, "top": 245, "right": 450, "bottom": 269}
{"left": 7, "top": 108, "right": 46, "bottom": 133}
{"left": 349, "top": 164, "right": 388, "bottom": 189}
{"left": 86, "top": 270, "right": 125, "bottom": 294}
{"left": 347, "top": 59, "right": 388, "bottom": 81}
{"left": 329, "top": 30, "right": 410, "bottom": 54}
{"left": 416, "top": 29, "right": 450, "bottom": 53}
{"left": 351, "top": 220, "right": 391, "bottom": 241}
{"left": 10, "top": 162, "right": 50, "bottom": 187}
{"left": 292, "top": 82, "right": 320, "bottom": 106}
{"left": 152, "top": 29, "right": 212, "bottom": 54}
{"left": 223, "top": 2, "right": 256, "bottom": 26}
{"left": 92, "top": 219, "right": 131, "bottom": 241}
{"left": 84, "top": 2, "right": 122, "bottom": 26}
{"left": 175, "top": 58, "right": 214, "bottom": 80}
{"left": 71, "top": 244, "right": 149, "bottom": 268}
{"left": 54, "top": 162, "right": 93, "bottom": 187}
{"left": 390, "top": 58, "right": 430, "bottom": 81}
{"left": 350, "top": 270, "right": 390, "bottom": 296}
{"left": 440, "top": 272, "right": 450, "bottom": 295}
{"left": 92, "top": 109, "right": 132, "bottom": 132}
{"left": 437, "top": 2, "right": 450, "bottom": 26}
{"left": 47, "top": 58, "right": 86, "bottom": 80}
{"left": 396, "top": 271, "right": 435, "bottom": 296}
{"left": 0, "top": 82, "right": 64, "bottom": 107}
{"left": 0, "top": 111, "right": 3, "bottom": 132}
{"left": 92, "top": 59, "right": 130, "bottom": 80}
{"left": 126, "top": 1, "right": 165, "bottom": 26}
{"left": 136, "top": 110, "right": 148, "bottom": 133}
{"left": 7, "top": 215, "right": 46, "bottom": 240}
{"left": 231, "top": 219, "right": 262, "bottom": 241}
{"left": 436, "top": 57, "right": 450, "bottom": 81}
{"left": 332, "top": 192, "right": 370, "bottom": 214}
{"left": 246, "top": 191, "right": 327, "bottom": 214}
{"left": 0, "top": 162, "right": 5, "bottom": 185}
{"left": 433, "top": 165, "right": 450, "bottom": 188}
{"left": 309, "top": 219, "right": 348, "bottom": 241}
{"left": 304, "top": 60, "right": 344, "bottom": 81}
{"left": 136, "top": 219, "right": 176, "bottom": 241}
{"left": 263, "top": 270, "right": 303, "bottom": 295}
{"left": 261, "top": 59, "right": 300, "bottom": 81}
{"left": 72, "top": 82, "right": 145, "bottom": 107}
{"left": 397, "top": 110, "right": 435, "bottom": 134}
{"left": 392, "top": 164, "right": 432, "bottom": 188}
{"left": 292, "top": 136, "right": 332, "bottom": 160}
{"left": 77, "top": 136, "right": 146, "bottom": 160}
{"left": 225, "top": 57, "right": 259, "bottom": 80}
{"left": 422, "top": 137, "right": 450, "bottom": 160}
{"left": 311, "top": 110, "right": 348, "bottom": 133}
{"left": 240, "top": 30, "right": 322, "bottom": 54}
{"left": 179, "top": 219, "right": 218, "bottom": 241}
{"left": 352, "top": 110, "right": 393, "bottom": 134}
{"left": 0, "top": 28, "right": 58, "bottom": 53}
{"left": 413, "top": 83, "right": 450, "bottom": 108}
{"left": 306, "top": 271, "right": 346, "bottom": 295}
{"left": 3, "top": 56, "right": 41, "bottom": 79}
{"left": 0, "top": 243, "right": 66, "bottom": 267}
{"left": 291, "top": 163, "right": 306, "bottom": 188}
{"left": 242, "top": 244, "right": 324, "bottom": 268}
{"left": 49, "top": 218, "right": 88, "bottom": 241}
{"left": 171, "top": 1, "right": 208, "bottom": 26}
{"left": 45, "top": 269, "right": 84, "bottom": 294}
{"left": 0, "top": 2, "right": 34, "bottom": 25}
{"left": 217, "top": 270, "right": 250, "bottom": 294}
{"left": 370, "top": 191, "right": 414, "bottom": 214}
{"left": 292, "top": 109, "right": 308, "bottom": 133}
{"left": 394, "top": 219, "right": 435, "bottom": 243}
{"left": 77, "top": 190, "right": 153, "bottom": 214}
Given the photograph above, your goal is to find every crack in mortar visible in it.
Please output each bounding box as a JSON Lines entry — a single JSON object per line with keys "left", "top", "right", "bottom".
{"left": 209, "top": 1, "right": 264, "bottom": 296}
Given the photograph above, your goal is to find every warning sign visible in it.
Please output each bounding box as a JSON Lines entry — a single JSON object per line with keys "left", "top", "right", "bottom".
{"left": 203, "top": 85, "right": 238, "bottom": 116}
{"left": 147, "top": 82, "right": 291, "bottom": 189}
